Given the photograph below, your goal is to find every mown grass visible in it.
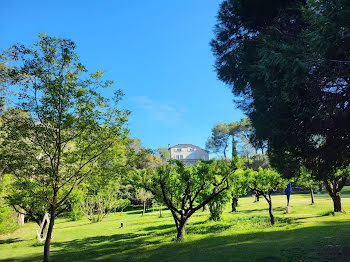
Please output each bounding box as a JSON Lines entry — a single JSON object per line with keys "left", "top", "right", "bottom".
{"left": 1, "top": 188, "right": 350, "bottom": 262}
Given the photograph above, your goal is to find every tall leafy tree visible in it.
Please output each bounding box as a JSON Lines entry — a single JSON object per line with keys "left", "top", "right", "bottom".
{"left": 206, "top": 118, "right": 252, "bottom": 159}
{"left": 211, "top": 0, "right": 350, "bottom": 212}
{"left": 206, "top": 122, "right": 230, "bottom": 158}
{"left": 0, "top": 34, "right": 129, "bottom": 261}
{"left": 157, "top": 147, "right": 170, "bottom": 161}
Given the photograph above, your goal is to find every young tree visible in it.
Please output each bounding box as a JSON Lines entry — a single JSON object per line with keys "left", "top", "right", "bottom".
{"left": 295, "top": 167, "right": 319, "bottom": 205}
{"left": 140, "top": 160, "right": 234, "bottom": 240}
{"left": 115, "top": 199, "right": 130, "bottom": 214}
{"left": 246, "top": 168, "right": 288, "bottom": 225}
{"left": 136, "top": 188, "right": 153, "bottom": 215}
{"left": 0, "top": 34, "right": 128, "bottom": 261}
{"left": 230, "top": 168, "right": 248, "bottom": 212}
{"left": 207, "top": 189, "right": 231, "bottom": 221}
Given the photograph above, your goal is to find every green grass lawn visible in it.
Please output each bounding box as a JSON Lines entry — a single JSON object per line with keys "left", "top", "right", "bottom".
{"left": 1, "top": 189, "right": 350, "bottom": 262}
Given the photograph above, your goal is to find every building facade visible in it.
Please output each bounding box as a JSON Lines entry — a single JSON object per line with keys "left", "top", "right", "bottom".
{"left": 168, "top": 144, "right": 209, "bottom": 165}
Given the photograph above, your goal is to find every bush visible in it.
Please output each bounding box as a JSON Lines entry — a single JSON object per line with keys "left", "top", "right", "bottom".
{"left": 68, "top": 203, "right": 84, "bottom": 221}
{"left": 0, "top": 206, "right": 18, "bottom": 234}
{"left": 209, "top": 201, "right": 224, "bottom": 221}
{"left": 67, "top": 190, "right": 84, "bottom": 221}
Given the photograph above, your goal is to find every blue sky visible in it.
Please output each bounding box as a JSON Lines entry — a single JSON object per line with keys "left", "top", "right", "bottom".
{"left": 1, "top": 0, "right": 244, "bottom": 154}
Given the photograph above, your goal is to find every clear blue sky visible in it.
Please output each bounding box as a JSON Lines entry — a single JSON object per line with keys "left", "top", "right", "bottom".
{"left": 1, "top": 0, "right": 244, "bottom": 154}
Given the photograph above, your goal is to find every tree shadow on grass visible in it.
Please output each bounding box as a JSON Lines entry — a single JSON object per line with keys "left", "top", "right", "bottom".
{"left": 5, "top": 220, "right": 350, "bottom": 262}
{"left": 0, "top": 238, "right": 23, "bottom": 245}
{"left": 143, "top": 224, "right": 174, "bottom": 232}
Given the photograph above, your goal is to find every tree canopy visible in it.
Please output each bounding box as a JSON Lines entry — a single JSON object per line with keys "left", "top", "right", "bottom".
{"left": 0, "top": 34, "right": 129, "bottom": 261}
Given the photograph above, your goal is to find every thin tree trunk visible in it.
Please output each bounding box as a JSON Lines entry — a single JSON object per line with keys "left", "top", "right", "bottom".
{"left": 254, "top": 191, "right": 259, "bottom": 202}
{"left": 268, "top": 200, "right": 274, "bottom": 225}
{"left": 202, "top": 205, "right": 207, "bottom": 211}
{"left": 142, "top": 201, "right": 146, "bottom": 216}
{"left": 159, "top": 207, "right": 162, "bottom": 217}
{"left": 231, "top": 197, "right": 238, "bottom": 212}
{"left": 310, "top": 188, "right": 314, "bottom": 205}
{"left": 43, "top": 206, "right": 56, "bottom": 262}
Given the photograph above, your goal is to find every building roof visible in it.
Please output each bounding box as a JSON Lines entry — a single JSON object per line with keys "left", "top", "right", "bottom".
{"left": 169, "top": 144, "right": 209, "bottom": 153}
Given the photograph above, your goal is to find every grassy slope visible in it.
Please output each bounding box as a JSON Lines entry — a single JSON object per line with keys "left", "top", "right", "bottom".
{"left": 1, "top": 188, "right": 350, "bottom": 262}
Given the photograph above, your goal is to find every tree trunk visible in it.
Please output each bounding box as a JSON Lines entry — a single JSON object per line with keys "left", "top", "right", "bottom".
{"left": 324, "top": 180, "right": 345, "bottom": 213}
{"left": 176, "top": 219, "right": 187, "bottom": 240}
{"left": 142, "top": 201, "right": 146, "bottom": 216}
{"left": 231, "top": 197, "right": 238, "bottom": 212}
{"left": 17, "top": 212, "right": 25, "bottom": 226}
{"left": 254, "top": 191, "right": 259, "bottom": 202}
{"left": 159, "top": 207, "right": 162, "bottom": 218}
{"left": 332, "top": 192, "right": 344, "bottom": 212}
{"left": 202, "top": 205, "right": 207, "bottom": 211}
{"left": 310, "top": 188, "right": 314, "bottom": 205}
{"left": 268, "top": 200, "right": 275, "bottom": 225}
{"left": 43, "top": 207, "right": 56, "bottom": 262}
{"left": 232, "top": 137, "right": 237, "bottom": 160}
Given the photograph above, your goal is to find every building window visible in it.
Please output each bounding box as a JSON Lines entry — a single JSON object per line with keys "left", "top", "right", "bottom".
{"left": 180, "top": 155, "right": 184, "bottom": 159}
{"left": 188, "top": 148, "right": 194, "bottom": 152}
{"left": 175, "top": 148, "right": 182, "bottom": 152}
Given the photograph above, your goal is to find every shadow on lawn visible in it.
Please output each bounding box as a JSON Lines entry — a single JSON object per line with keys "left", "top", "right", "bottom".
{"left": 6, "top": 220, "right": 350, "bottom": 262}
{"left": 0, "top": 238, "right": 23, "bottom": 245}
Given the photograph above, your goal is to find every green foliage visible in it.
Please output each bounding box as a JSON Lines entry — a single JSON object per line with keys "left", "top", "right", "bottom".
{"left": 81, "top": 173, "right": 122, "bottom": 222}
{"left": 245, "top": 154, "right": 270, "bottom": 171}
{"left": 157, "top": 147, "right": 170, "bottom": 161}
{"left": 0, "top": 34, "right": 129, "bottom": 260}
{"left": 67, "top": 189, "right": 84, "bottom": 221}
{"left": 206, "top": 118, "right": 253, "bottom": 159}
{"left": 2, "top": 190, "right": 350, "bottom": 261}
{"left": 135, "top": 188, "right": 153, "bottom": 204}
{"left": 230, "top": 168, "right": 249, "bottom": 199}
{"left": 0, "top": 175, "right": 18, "bottom": 234}
{"left": 245, "top": 168, "right": 288, "bottom": 225}
{"left": 115, "top": 199, "right": 130, "bottom": 212}
{"left": 295, "top": 167, "right": 318, "bottom": 190}
{"left": 246, "top": 168, "right": 288, "bottom": 195}
{"left": 140, "top": 159, "right": 235, "bottom": 239}
{"left": 208, "top": 200, "right": 224, "bottom": 221}
{"left": 206, "top": 123, "right": 231, "bottom": 158}
{"left": 211, "top": 0, "right": 350, "bottom": 184}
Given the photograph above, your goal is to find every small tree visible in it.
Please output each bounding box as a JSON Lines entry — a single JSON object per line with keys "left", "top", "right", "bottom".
{"left": 246, "top": 168, "right": 288, "bottom": 225}
{"left": 136, "top": 188, "right": 153, "bottom": 215}
{"left": 208, "top": 191, "right": 230, "bottom": 221}
{"left": 230, "top": 168, "right": 248, "bottom": 212}
{"left": 140, "top": 160, "right": 234, "bottom": 240}
{"left": 115, "top": 199, "right": 130, "bottom": 214}
{"left": 295, "top": 167, "right": 319, "bottom": 205}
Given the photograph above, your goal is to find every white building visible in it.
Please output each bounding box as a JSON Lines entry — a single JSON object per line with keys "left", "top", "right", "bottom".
{"left": 168, "top": 144, "right": 209, "bottom": 165}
